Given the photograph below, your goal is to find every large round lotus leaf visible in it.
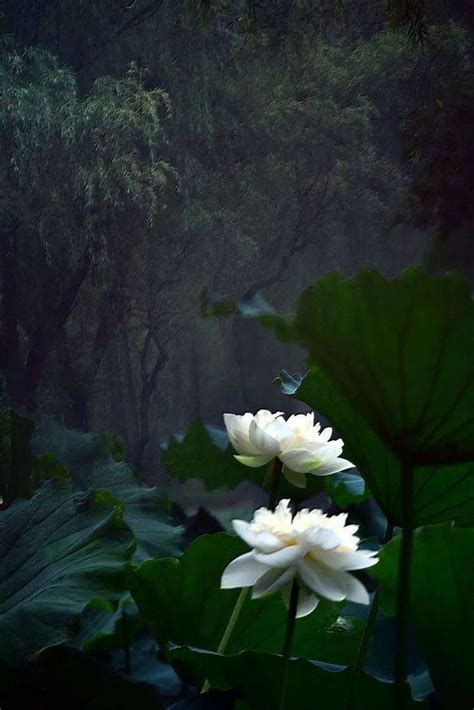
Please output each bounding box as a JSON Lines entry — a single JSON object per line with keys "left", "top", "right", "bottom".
{"left": 263, "top": 270, "right": 474, "bottom": 525}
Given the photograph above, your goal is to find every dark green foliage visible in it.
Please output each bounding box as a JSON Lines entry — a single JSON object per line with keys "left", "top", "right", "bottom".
{"left": 73, "top": 594, "right": 144, "bottom": 654}
{"left": 168, "top": 691, "right": 237, "bottom": 709}
{"left": 0, "top": 646, "right": 165, "bottom": 710}
{"left": 325, "top": 472, "right": 371, "bottom": 509}
{"left": 0, "top": 2, "right": 473, "bottom": 707}
{"left": 34, "top": 419, "right": 183, "bottom": 561}
{"left": 266, "top": 269, "right": 474, "bottom": 525}
{"left": 374, "top": 524, "right": 474, "bottom": 708}
{"left": 128, "top": 533, "right": 362, "bottom": 664}
{"left": 170, "top": 647, "right": 423, "bottom": 710}
{"left": 0, "top": 410, "right": 34, "bottom": 503}
{"left": 0, "top": 480, "right": 134, "bottom": 663}
{"left": 162, "top": 420, "right": 266, "bottom": 492}
{"left": 162, "top": 420, "right": 325, "bottom": 500}
{"left": 0, "top": 40, "right": 173, "bottom": 415}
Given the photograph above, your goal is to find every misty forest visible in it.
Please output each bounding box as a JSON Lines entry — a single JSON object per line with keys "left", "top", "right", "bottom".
{"left": 1, "top": 1, "right": 473, "bottom": 708}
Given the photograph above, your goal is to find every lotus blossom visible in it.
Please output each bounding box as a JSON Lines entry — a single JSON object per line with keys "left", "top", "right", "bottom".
{"left": 221, "top": 499, "right": 378, "bottom": 618}
{"left": 223, "top": 410, "right": 354, "bottom": 485}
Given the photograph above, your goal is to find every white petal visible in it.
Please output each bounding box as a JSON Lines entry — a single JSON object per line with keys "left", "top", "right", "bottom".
{"left": 307, "top": 457, "right": 355, "bottom": 477}
{"left": 303, "top": 527, "right": 341, "bottom": 551}
{"left": 318, "top": 548, "right": 379, "bottom": 571}
{"left": 280, "top": 441, "right": 346, "bottom": 473}
{"left": 296, "top": 588, "right": 320, "bottom": 618}
{"left": 340, "top": 572, "right": 370, "bottom": 605}
{"left": 234, "top": 454, "right": 273, "bottom": 468}
{"left": 282, "top": 584, "right": 320, "bottom": 618}
{"left": 265, "top": 417, "right": 291, "bottom": 442}
{"left": 224, "top": 413, "right": 256, "bottom": 455}
{"left": 221, "top": 552, "right": 268, "bottom": 589}
{"left": 251, "top": 566, "right": 295, "bottom": 599}
{"left": 318, "top": 427, "right": 333, "bottom": 442}
{"left": 232, "top": 519, "right": 283, "bottom": 553}
{"left": 249, "top": 420, "right": 281, "bottom": 458}
{"left": 279, "top": 447, "right": 325, "bottom": 474}
{"left": 287, "top": 413, "right": 312, "bottom": 430}
{"left": 254, "top": 544, "right": 305, "bottom": 569}
{"left": 283, "top": 467, "right": 307, "bottom": 488}
{"left": 254, "top": 410, "right": 284, "bottom": 425}
{"left": 297, "top": 559, "right": 347, "bottom": 601}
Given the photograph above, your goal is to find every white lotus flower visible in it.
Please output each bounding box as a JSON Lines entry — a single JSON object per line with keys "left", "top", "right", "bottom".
{"left": 221, "top": 499, "right": 378, "bottom": 618}
{"left": 223, "top": 410, "right": 354, "bottom": 485}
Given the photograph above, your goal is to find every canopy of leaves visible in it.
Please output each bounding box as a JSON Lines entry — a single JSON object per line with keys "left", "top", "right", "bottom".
{"left": 0, "top": 40, "right": 172, "bottom": 231}
{"left": 0, "top": 480, "right": 134, "bottom": 663}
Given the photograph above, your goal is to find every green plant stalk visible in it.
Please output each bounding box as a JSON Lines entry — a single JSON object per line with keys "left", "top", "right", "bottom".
{"left": 394, "top": 463, "right": 415, "bottom": 706}
{"left": 200, "top": 586, "right": 249, "bottom": 693}
{"left": 265, "top": 458, "right": 283, "bottom": 511}
{"left": 201, "top": 459, "right": 284, "bottom": 693}
{"left": 344, "top": 522, "right": 394, "bottom": 708}
{"left": 345, "top": 586, "right": 380, "bottom": 707}
{"left": 279, "top": 579, "right": 299, "bottom": 710}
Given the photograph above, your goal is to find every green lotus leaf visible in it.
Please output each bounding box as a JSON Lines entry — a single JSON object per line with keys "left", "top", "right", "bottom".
{"left": 0, "top": 480, "right": 134, "bottom": 662}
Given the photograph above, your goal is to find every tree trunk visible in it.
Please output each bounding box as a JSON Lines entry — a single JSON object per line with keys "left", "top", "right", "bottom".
{"left": 0, "top": 226, "right": 26, "bottom": 411}
{"left": 118, "top": 319, "right": 139, "bottom": 454}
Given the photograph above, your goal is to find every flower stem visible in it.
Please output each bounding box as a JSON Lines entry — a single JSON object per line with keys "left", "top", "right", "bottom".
{"left": 201, "top": 461, "right": 284, "bottom": 694}
{"left": 279, "top": 579, "right": 299, "bottom": 710}
{"left": 345, "top": 586, "right": 380, "bottom": 707}
{"left": 394, "top": 462, "right": 414, "bottom": 707}
{"left": 216, "top": 587, "right": 249, "bottom": 654}
{"left": 265, "top": 458, "right": 283, "bottom": 511}
{"left": 344, "top": 521, "right": 394, "bottom": 708}
{"left": 200, "top": 587, "right": 249, "bottom": 694}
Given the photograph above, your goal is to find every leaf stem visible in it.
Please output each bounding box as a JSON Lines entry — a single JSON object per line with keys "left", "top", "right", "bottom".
{"left": 394, "top": 462, "right": 414, "bottom": 707}
{"left": 200, "top": 587, "right": 249, "bottom": 693}
{"left": 344, "top": 521, "right": 394, "bottom": 708}
{"left": 279, "top": 579, "right": 299, "bottom": 710}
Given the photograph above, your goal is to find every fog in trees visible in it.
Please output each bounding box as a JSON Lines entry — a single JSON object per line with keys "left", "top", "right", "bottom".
{"left": 1, "top": 0, "right": 473, "bottom": 478}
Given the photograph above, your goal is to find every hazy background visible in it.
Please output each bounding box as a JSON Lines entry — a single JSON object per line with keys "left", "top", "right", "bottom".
{"left": 1, "top": 0, "right": 473, "bottom": 480}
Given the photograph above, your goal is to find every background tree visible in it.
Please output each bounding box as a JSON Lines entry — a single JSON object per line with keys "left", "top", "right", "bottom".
{"left": 0, "top": 42, "right": 173, "bottom": 414}
{"left": 1, "top": 0, "right": 473, "bottom": 475}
